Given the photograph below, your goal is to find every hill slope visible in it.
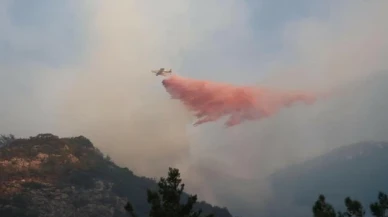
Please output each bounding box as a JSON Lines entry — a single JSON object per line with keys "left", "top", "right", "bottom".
{"left": 266, "top": 141, "right": 388, "bottom": 217}
{"left": 0, "top": 133, "right": 232, "bottom": 217}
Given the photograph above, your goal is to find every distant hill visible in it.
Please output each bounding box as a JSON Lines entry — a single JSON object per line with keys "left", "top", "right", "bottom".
{"left": 0, "top": 133, "right": 232, "bottom": 217}
{"left": 265, "top": 141, "right": 388, "bottom": 217}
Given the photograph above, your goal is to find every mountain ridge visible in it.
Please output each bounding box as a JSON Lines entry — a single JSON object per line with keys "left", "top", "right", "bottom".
{"left": 266, "top": 140, "right": 388, "bottom": 217}
{"left": 0, "top": 133, "right": 233, "bottom": 217}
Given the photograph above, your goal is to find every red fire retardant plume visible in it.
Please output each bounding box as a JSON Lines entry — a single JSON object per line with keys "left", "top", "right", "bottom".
{"left": 162, "top": 75, "right": 321, "bottom": 127}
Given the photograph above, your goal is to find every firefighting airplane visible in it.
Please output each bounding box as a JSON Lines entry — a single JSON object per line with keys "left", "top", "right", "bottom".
{"left": 151, "top": 68, "right": 172, "bottom": 76}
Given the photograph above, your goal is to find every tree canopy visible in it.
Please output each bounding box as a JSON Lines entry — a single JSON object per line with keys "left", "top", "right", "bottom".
{"left": 126, "top": 167, "right": 214, "bottom": 217}
{"left": 313, "top": 191, "right": 388, "bottom": 217}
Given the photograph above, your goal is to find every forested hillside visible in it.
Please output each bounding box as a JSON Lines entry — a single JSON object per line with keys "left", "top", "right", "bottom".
{"left": 0, "top": 133, "right": 232, "bottom": 217}
{"left": 266, "top": 141, "right": 388, "bottom": 217}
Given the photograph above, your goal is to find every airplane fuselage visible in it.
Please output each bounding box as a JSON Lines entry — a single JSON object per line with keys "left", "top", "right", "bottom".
{"left": 152, "top": 68, "right": 172, "bottom": 76}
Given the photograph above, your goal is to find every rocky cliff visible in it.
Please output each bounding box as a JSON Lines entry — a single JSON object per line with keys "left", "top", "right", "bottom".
{"left": 0, "top": 133, "right": 232, "bottom": 217}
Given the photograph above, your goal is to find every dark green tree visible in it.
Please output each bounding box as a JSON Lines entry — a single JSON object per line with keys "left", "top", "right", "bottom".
{"left": 125, "top": 167, "right": 214, "bottom": 217}
{"left": 370, "top": 192, "right": 388, "bottom": 217}
{"left": 0, "top": 134, "right": 15, "bottom": 147}
{"left": 313, "top": 195, "right": 337, "bottom": 217}
{"left": 125, "top": 202, "right": 138, "bottom": 217}
{"left": 313, "top": 192, "right": 388, "bottom": 217}
{"left": 339, "top": 197, "right": 365, "bottom": 217}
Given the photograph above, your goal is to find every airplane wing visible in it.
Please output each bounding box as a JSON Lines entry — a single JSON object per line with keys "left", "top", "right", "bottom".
{"left": 151, "top": 68, "right": 167, "bottom": 74}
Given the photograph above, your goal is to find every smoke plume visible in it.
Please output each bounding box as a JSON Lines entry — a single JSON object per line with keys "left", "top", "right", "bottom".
{"left": 162, "top": 74, "right": 322, "bottom": 127}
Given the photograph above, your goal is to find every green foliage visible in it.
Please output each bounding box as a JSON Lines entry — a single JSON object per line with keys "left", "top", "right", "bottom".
{"left": 340, "top": 197, "right": 366, "bottom": 217}
{"left": 105, "top": 154, "right": 112, "bottom": 162}
{"left": 370, "top": 192, "right": 388, "bottom": 217}
{"left": 63, "top": 135, "right": 95, "bottom": 149}
{"left": 126, "top": 167, "right": 215, "bottom": 217}
{"left": 313, "top": 192, "right": 388, "bottom": 217}
{"left": 0, "top": 193, "right": 39, "bottom": 217}
{"left": 11, "top": 194, "right": 29, "bottom": 207}
{"left": 73, "top": 196, "right": 91, "bottom": 208}
{"left": 313, "top": 195, "right": 337, "bottom": 217}
{"left": 21, "top": 181, "right": 45, "bottom": 190}
{"left": 0, "top": 207, "right": 38, "bottom": 217}
{"left": 31, "top": 133, "right": 59, "bottom": 140}
{"left": 64, "top": 170, "right": 95, "bottom": 189}
{"left": 0, "top": 134, "right": 15, "bottom": 147}
{"left": 125, "top": 202, "right": 138, "bottom": 217}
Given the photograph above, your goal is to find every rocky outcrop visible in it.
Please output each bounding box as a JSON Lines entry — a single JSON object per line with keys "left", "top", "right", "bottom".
{"left": 0, "top": 134, "right": 233, "bottom": 217}
{"left": 1, "top": 180, "right": 127, "bottom": 217}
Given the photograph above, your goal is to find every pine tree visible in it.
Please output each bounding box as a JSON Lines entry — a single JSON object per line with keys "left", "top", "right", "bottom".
{"left": 125, "top": 167, "right": 214, "bottom": 217}
{"left": 370, "top": 192, "right": 388, "bottom": 217}
{"left": 313, "top": 191, "right": 388, "bottom": 217}
{"left": 339, "top": 197, "right": 365, "bottom": 217}
{"left": 312, "top": 195, "right": 337, "bottom": 217}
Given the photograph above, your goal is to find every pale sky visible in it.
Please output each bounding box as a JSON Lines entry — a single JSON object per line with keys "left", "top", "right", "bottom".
{"left": 0, "top": 0, "right": 328, "bottom": 82}
{"left": 0, "top": 0, "right": 317, "bottom": 135}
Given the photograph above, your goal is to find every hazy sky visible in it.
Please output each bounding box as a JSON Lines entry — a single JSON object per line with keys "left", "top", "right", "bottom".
{"left": 1, "top": 1, "right": 388, "bottom": 216}
{"left": 0, "top": 0, "right": 333, "bottom": 133}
